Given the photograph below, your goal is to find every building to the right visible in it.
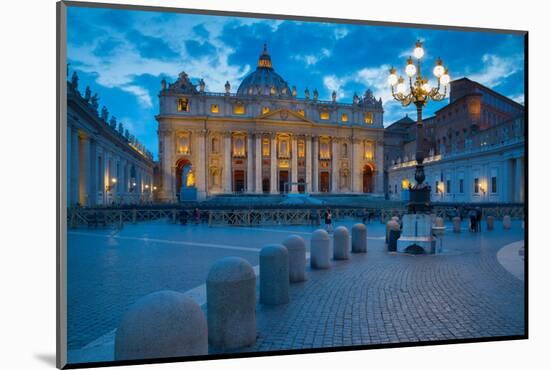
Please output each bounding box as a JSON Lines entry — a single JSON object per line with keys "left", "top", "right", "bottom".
{"left": 385, "top": 77, "right": 525, "bottom": 203}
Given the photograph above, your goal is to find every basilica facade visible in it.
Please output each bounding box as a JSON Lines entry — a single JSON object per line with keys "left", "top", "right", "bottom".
{"left": 156, "top": 45, "right": 385, "bottom": 202}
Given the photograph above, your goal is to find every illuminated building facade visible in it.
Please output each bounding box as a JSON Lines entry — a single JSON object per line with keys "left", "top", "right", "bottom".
{"left": 67, "top": 72, "right": 155, "bottom": 206}
{"left": 386, "top": 78, "right": 525, "bottom": 203}
{"left": 157, "top": 45, "right": 385, "bottom": 201}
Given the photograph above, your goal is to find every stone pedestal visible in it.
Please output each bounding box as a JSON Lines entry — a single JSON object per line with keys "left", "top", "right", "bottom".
{"left": 311, "top": 229, "right": 331, "bottom": 269}
{"left": 333, "top": 226, "right": 350, "bottom": 260}
{"left": 397, "top": 214, "right": 435, "bottom": 254}
{"left": 282, "top": 235, "right": 306, "bottom": 283}
{"left": 260, "top": 245, "right": 289, "bottom": 305}
{"left": 351, "top": 223, "right": 367, "bottom": 253}
{"left": 452, "top": 217, "right": 461, "bottom": 233}
{"left": 503, "top": 215, "right": 512, "bottom": 230}
{"left": 114, "top": 291, "right": 208, "bottom": 360}
{"left": 206, "top": 257, "right": 256, "bottom": 350}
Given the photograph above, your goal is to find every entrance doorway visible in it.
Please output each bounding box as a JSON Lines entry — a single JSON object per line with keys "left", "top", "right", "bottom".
{"left": 320, "top": 172, "right": 330, "bottom": 192}
{"left": 298, "top": 178, "right": 305, "bottom": 193}
{"left": 233, "top": 170, "right": 245, "bottom": 192}
{"left": 279, "top": 170, "right": 289, "bottom": 193}
{"left": 363, "top": 165, "right": 373, "bottom": 193}
{"left": 262, "top": 178, "right": 270, "bottom": 193}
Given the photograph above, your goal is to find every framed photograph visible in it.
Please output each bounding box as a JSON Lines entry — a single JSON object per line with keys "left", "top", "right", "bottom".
{"left": 57, "top": 1, "right": 527, "bottom": 368}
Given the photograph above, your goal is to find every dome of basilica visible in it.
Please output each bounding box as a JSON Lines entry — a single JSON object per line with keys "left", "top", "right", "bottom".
{"left": 236, "top": 44, "right": 292, "bottom": 97}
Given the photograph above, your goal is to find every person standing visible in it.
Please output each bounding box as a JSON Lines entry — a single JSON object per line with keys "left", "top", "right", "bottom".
{"left": 468, "top": 208, "right": 477, "bottom": 232}
{"left": 324, "top": 208, "right": 333, "bottom": 234}
{"left": 475, "top": 207, "right": 482, "bottom": 232}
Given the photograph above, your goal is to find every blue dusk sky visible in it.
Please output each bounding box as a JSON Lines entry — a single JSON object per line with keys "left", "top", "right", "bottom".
{"left": 67, "top": 6, "right": 525, "bottom": 160}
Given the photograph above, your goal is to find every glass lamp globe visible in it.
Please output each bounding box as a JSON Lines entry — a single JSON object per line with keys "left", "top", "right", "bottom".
{"left": 405, "top": 62, "right": 416, "bottom": 77}
{"left": 440, "top": 73, "right": 451, "bottom": 86}
{"left": 388, "top": 73, "right": 398, "bottom": 86}
{"left": 413, "top": 46, "right": 424, "bottom": 59}
{"left": 433, "top": 58, "right": 445, "bottom": 78}
{"left": 396, "top": 81, "right": 406, "bottom": 94}
{"left": 422, "top": 82, "right": 431, "bottom": 92}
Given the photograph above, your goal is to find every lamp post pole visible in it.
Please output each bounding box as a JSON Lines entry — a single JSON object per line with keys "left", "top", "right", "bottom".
{"left": 388, "top": 40, "right": 451, "bottom": 213}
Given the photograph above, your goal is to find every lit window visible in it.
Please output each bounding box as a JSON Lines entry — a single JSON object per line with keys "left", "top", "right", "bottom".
{"left": 364, "top": 112, "right": 373, "bottom": 124}
{"left": 297, "top": 109, "right": 305, "bottom": 117}
{"left": 278, "top": 136, "right": 290, "bottom": 159}
{"left": 233, "top": 136, "right": 245, "bottom": 157}
{"left": 364, "top": 141, "right": 374, "bottom": 160}
{"left": 402, "top": 178, "right": 410, "bottom": 189}
{"left": 178, "top": 98, "right": 190, "bottom": 112}
{"left": 262, "top": 138, "right": 270, "bottom": 157}
{"left": 210, "top": 104, "right": 219, "bottom": 113}
{"left": 262, "top": 106, "right": 270, "bottom": 115}
{"left": 341, "top": 113, "right": 348, "bottom": 122}
{"left": 319, "top": 138, "right": 331, "bottom": 159}
{"left": 177, "top": 133, "right": 190, "bottom": 154}
{"left": 233, "top": 103, "right": 245, "bottom": 115}
{"left": 298, "top": 140, "right": 305, "bottom": 158}
{"left": 320, "top": 111, "right": 330, "bottom": 120}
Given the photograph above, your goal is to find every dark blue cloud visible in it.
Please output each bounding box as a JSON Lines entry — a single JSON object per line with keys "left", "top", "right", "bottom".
{"left": 192, "top": 23, "right": 210, "bottom": 39}
{"left": 184, "top": 40, "right": 216, "bottom": 58}
{"left": 126, "top": 30, "right": 180, "bottom": 60}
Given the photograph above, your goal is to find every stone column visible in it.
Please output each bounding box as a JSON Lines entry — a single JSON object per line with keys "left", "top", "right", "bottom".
{"left": 161, "top": 130, "right": 174, "bottom": 202}
{"left": 223, "top": 132, "right": 232, "bottom": 193}
{"left": 375, "top": 140, "right": 384, "bottom": 195}
{"left": 516, "top": 156, "right": 524, "bottom": 202}
{"left": 89, "top": 139, "right": 97, "bottom": 206}
{"left": 246, "top": 133, "right": 254, "bottom": 193}
{"left": 196, "top": 130, "right": 207, "bottom": 200}
{"left": 305, "top": 135, "right": 312, "bottom": 193}
{"left": 331, "top": 138, "right": 339, "bottom": 193}
{"left": 291, "top": 136, "right": 298, "bottom": 193}
{"left": 255, "top": 134, "right": 262, "bottom": 193}
{"left": 79, "top": 135, "right": 90, "bottom": 206}
{"left": 312, "top": 136, "right": 319, "bottom": 193}
{"left": 270, "top": 133, "right": 277, "bottom": 194}
{"left": 352, "top": 138, "right": 360, "bottom": 193}
{"left": 70, "top": 127, "right": 80, "bottom": 206}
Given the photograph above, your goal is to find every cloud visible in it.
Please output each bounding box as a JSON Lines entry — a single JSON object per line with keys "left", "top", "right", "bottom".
{"left": 120, "top": 85, "right": 153, "bottom": 108}
{"left": 334, "top": 28, "right": 349, "bottom": 40}
{"left": 507, "top": 93, "right": 524, "bottom": 105}
{"left": 292, "top": 48, "right": 332, "bottom": 67}
{"left": 468, "top": 53, "right": 523, "bottom": 88}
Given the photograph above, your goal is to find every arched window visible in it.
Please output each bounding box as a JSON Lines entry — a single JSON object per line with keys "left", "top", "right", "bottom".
{"left": 364, "top": 112, "right": 373, "bottom": 124}
{"left": 177, "top": 98, "right": 190, "bottom": 112}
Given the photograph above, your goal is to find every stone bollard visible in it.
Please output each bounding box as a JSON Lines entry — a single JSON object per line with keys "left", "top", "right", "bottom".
{"left": 503, "top": 215, "right": 512, "bottom": 230}
{"left": 207, "top": 257, "right": 256, "bottom": 350}
{"left": 333, "top": 226, "right": 350, "bottom": 260}
{"left": 435, "top": 217, "right": 444, "bottom": 227}
{"left": 452, "top": 216, "right": 461, "bottom": 233}
{"left": 487, "top": 215, "right": 495, "bottom": 231}
{"left": 115, "top": 290, "right": 207, "bottom": 360}
{"left": 352, "top": 223, "right": 367, "bottom": 253}
{"left": 387, "top": 220, "right": 400, "bottom": 252}
{"left": 282, "top": 235, "right": 306, "bottom": 283}
{"left": 311, "top": 229, "right": 331, "bottom": 269}
{"left": 260, "top": 245, "right": 289, "bottom": 305}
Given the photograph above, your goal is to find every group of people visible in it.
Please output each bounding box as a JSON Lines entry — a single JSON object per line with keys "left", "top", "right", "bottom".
{"left": 467, "top": 207, "right": 483, "bottom": 232}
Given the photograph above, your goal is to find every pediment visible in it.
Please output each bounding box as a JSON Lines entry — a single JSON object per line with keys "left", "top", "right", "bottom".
{"left": 257, "top": 108, "right": 312, "bottom": 123}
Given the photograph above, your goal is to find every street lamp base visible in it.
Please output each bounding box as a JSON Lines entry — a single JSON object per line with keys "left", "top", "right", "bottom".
{"left": 407, "top": 187, "right": 432, "bottom": 214}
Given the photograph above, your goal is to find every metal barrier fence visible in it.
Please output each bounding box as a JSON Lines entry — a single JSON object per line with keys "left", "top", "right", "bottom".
{"left": 67, "top": 204, "right": 524, "bottom": 229}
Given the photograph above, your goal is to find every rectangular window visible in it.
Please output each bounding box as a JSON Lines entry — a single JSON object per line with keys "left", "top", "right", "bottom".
{"left": 177, "top": 98, "right": 190, "bottom": 112}
{"left": 446, "top": 180, "right": 451, "bottom": 194}
{"left": 233, "top": 103, "right": 245, "bottom": 115}
{"left": 459, "top": 179, "right": 464, "bottom": 193}
{"left": 210, "top": 104, "right": 219, "bottom": 113}
{"left": 320, "top": 111, "right": 329, "bottom": 120}
{"left": 474, "top": 178, "right": 479, "bottom": 193}
{"left": 491, "top": 176, "right": 497, "bottom": 193}
{"left": 341, "top": 113, "right": 348, "bottom": 122}
{"left": 364, "top": 112, "right": 373, "bottom": 124}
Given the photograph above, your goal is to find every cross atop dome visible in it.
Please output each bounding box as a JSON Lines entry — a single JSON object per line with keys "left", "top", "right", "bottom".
{"left": 257, "top": 43, "right": 273, "bottom": 69}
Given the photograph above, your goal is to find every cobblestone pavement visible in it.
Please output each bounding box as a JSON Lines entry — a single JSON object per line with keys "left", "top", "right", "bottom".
{"left": 67, "top": 218, "right": 525, "bottom": 358}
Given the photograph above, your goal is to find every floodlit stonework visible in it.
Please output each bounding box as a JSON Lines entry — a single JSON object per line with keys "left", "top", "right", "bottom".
{"left": 156, "top": 45, "right": 385, "bottom": 201}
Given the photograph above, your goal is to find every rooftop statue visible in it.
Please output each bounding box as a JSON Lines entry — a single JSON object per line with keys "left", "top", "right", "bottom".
{"left": 100, "top": 106, "right": 109, "bottom": 122}
{"left": 84, "top": 86, "right": 91, "bottom": 102}
{"left": 167, "top": 71, "right": 198, "bottom": 94}
{"left": 71, "top": 71, "right": 79, "bottom": 91}
{"left": 91, "top": 93, "right": 99, "bottom": 111}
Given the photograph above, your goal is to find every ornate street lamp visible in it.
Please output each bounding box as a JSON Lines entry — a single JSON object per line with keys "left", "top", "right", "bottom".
{"left": 388, "top": 40, "right": 450, "bottom": 212}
